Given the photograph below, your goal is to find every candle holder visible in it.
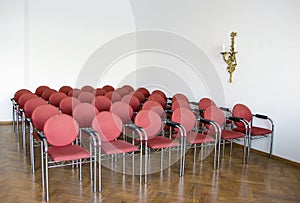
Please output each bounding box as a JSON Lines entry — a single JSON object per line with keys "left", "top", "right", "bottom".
{"left": 221, "top": 32, "right": 238, "bottom": 83}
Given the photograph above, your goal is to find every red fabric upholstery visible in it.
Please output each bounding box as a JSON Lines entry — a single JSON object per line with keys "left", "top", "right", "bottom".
{"left": 92, "top": 95, "right": 112, "bottom": 112}
{"left": 132, "top": 91, "right": 145, "bottom": 103}
{"left": 232, "top": 104, "right": 252, "bottom": 127}
{"left": 142, "top": 100, "right": 164, "bottom": 117}
{"left": 136, "top": 87, "right": 150, "bottom": 98}
{"left": 59, "top": 85, "right": 72, "bottom": 94}
{"left": 24, "top": 97, "right": 48, "bottom": 118}
{"left": 198, "top": 98, "right": 216, "bottom": 111}
{"left": 48, "top": 145, "right": 90, "bottom": 161}
{"left": 101, "top": 140, "right": 139, "bottom": 154}
{"left": 93, "top": 88, "right": 107, "bottom": 96}
{"left": 221, "top": 129, "right": 245, "bottom": 140}
{"left": 67, "top": 88, "right": 82, "bottom": 98}
{"left": 115, "top": 88, "right": 130, "bottom": 97}
{"left": 41, "top": 89, "right": 57, "bottom": 101}
{"left": 121, "top": 95, "right": 140, "bottom": 112}
{"left": 135, "top": 110, "right": 162, "bottom": 139}
{"left": 250, "top": 126, "right": 272, "bottom": 136}
{"left": 81, "top": 85, "right": 94, "bottom": 92}
{"left": 92, "top": 111, "right": 123, "bottom": 142}
{"left": 148, "top": 136, "right": 179, "bottom": 149}
{"left": 43, "top": 114, "right": 79, "bottom": 146}
{"left": 204, "top": 105, "right": 225, "bottom": 129}
{"left": 31, "top": 105, "right": 61, "bottom": 131}
{"left": 105, "top": 91, "right": 122, "bottom": 103}
{"left": 102, "top": 85, "right": 115, "bottom": 92}
{"left": 59, "top": 96, "right": 81, "bottom": 115}
{"left": 18, "top": 93, "right": 38, "bottom": 109}
{"left": 172, "top": 107, "right": 196, "bottom": 132}
{"left": 35, "top": 85, "right": 50, "bottom": 97}
{"left": 172, "top": 93, "right": 189, "bottom": 103}
{"left": 78, "top": 91, "right": 95, "bottom": 103}
{"left": 122, "top": 85, "right": 135, "bottom": 93}
{"left": 151, "top": 90, "right": 166, "bottom": 100}
{"left": 110, "top": 101, "right": 133, "bottom": 124}
{"left": 148, "top": 94, "right": 166, "bottom": 107}
{"left": 14, "top": 89, "right": 32, "bottom": 102}
{"left": 49, "top": 92, "right": 67, "bottom": 107}
{"left": 172, "top": 100, "right": 190, "bottom": 111}
{"left": 185, "top": 132, "right": 214, "bottom": 144}
{"left": 73, "top": 103, "right": 99, "bottom": 128}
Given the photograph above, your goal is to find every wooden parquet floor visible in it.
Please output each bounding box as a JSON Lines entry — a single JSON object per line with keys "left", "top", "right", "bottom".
{"left": 0, "top": 124, "right": 300, "bottom": 203}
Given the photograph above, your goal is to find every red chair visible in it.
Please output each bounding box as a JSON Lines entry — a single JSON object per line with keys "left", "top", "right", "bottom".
{"left": 198, "top": 97, "right": 216, "bottom": 112}
{"left": 35, "top": 85, "right": 50, "bottom": 97}
{"left": 92, "top": 95, "right": 112, "bottom": 112}
{"left": 91, "top": 111, "right": 145, "bottom": 183}
{"left": 122, "top": 84, "right": 135, "bottom": 92}
{"left": 93, "top": 88, "right": 107, "bottom": 96}
{"left": 41, "top": 89, "right": 57, "bottom": 101}
{"left": 67, "top": 88, "right": 82, "bottom": 98}
{"left": 59, "top": 96, "right": 81, "bottom": 116}
{"left": 136, "top": 87, "right": 150, "bottom": 99}
{"left": 131, "top": 91, "right": 146, "bottom": 103}
{"left": 148, "top": 93, "right": 166, "bottom": 108}
{"left": 172, "top": 93, "right": 189, "bottom": 104}
{"left": 110, "top": 101, "right": 134, "bottom": 125}
{"left": 172, "top": 107, "right": 221, "bottom": 169}
{"left": 134, "top": 109, "right": 185, "bottom": 177}
{"left": 115, "top": 87, "right": 130, "bottom": 97}
{"left": 232, "top": 103, "right": 274, "bottom": 161}
{"left": 81, "top": 85, "right": 94, "bottom": 92}
{"left": 78, "top": 91, "right": 95, "bottom": 103}
{"left": 59, "top": 85, "right": 72, "bottom": 94}
{"left": 121, "top": 94, "right": 141, "bottom": 112}
{"left": 105, "top": 91, "right": 122, "bottom": 103}
{"left": 22, "top": 97, "right": 48, "bottom": 156}
{"left": 48, "top": 92, "right": 67, "bottom": 107}
{"left": 40, "top": 114, "right": 99, "bottom": 201}
{"left": 31, "top": 105, "right": 61, "bottom": 174}
{"left": 102, "top": 85, "right": 115, "bottom": 92}
{"left": 204, "top": 105, "right": 247, "bottom": 163}
{"left": 142, "top": 100, "right": 164, "bottom": 118}
{"left": 73, "top": 103, "right": 99, "bottom": 129}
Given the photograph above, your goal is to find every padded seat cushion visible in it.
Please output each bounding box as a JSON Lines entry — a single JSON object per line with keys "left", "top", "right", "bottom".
{"left": 101, "top": 140, "right": 139, "bottom": 155}
{"left": 48, "top": 145, "right": 90, "bottom": 162}
{"left": 185, "top": 132, "right": 214, "bottom": 144}
{"left": 148, "top": 136, "right": 179, "bottom": 149}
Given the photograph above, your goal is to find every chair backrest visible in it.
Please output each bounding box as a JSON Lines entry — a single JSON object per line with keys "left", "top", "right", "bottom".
{"left": 102, "top": 85, "right": 115, "bottom": 92}
{"left": 93, "top": 88, "right": 107, "bottom": 96}
{"left": 81, "top": 85, "right": 94, "bottom": 92}
{"left": 204, "top": 105, "right": 225, "bottom": 129}
{"left": 18, "top": 93, "right": 38, "bottom": 109}
{"left": 142, "top": 100, "right": 164, "bottom": 118}
{"left": 24, "top": 97, "right": 48, "bottom": 118}
{"left": 59, "top": 96, "right": 81, "bottom": 115}
{"left": 198, "top": 98, "right": 216, "bottom": 111}
{"left": 35, "top": 85, "right": 50, "bottom": 97}
{"left": 105, "top": 91, "right": 122, "bottom": 103}
{"left": 49, "top": 92, "right": 67, "bottom": 107}
{"left": 172, "top": 107, "right": 196, "bottom": 132}
{"left": 172, "top": 93, "right": 189, "bottom": 103}
{"left": 73, "top": 103, "right": 99, "bottom": 128}
{"left": 59, "top": 85, "right": 72, "bottom": 94}
{"left": 92, "top": 111, "right": 123, "bottom": 142}
{"left": 134, "top": 110, "right": 162, "bottom": 139}
{"left": 115, "top": 87, "right": 130, "bottom": 97}
{"left": 122, "top": 85, "right": 134, "bottom": 93}
{"left": 14, "top": 89, "right": 32, "bottom": 102}
{"left": 121, "top": 94, "right": 141, "bottom": 112}
{"left": 31, "top": 105, "right": 61, "bottom": 131}
{"left": 110, "top": 101, "right": 133, "bottom": 124}
{"left": 78, "top": 91, "right": 95, "bottom": 103}
{"left": 43, "top": 114, "right": 79, "bottom": 147}
{"left": 148, "top": 94, "right": 166, "bottom": 107}
{"left": 67, "top": 88, "right": 82, "bottom": 98}
{"left": 92, "top": 95, "right": 112, "bottom": 112}
{"left": 171, "top": 99, "right": 190, "bottom": 111}
{"left": 136, "top": 87, "right": 150, "bottom": 98}
{"left": 41, "top": 89, "right": 57, "bottom": 101}
{"left": 131, "top": 91, "right": 145, "bottom": 103}
{"left": 151, "top": 90, "right": 166, "bottom": 100}
{"left": 232, "top": 103, "right": 252, "bottom": 127}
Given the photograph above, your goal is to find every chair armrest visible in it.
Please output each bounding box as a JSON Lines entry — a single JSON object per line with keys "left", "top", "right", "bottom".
{"left": 199, "top": 118, "right": 212, "bottom": 125}
{"left": 165, "top": 120, "right": 181, "bottom": 128}
{"left": 124, "top": 123, "right": 146, "bottom": 141}
{"left": 193, "top": 109, "right": 204, "bottom": 114}
{"left": 253, "top": 114, "right": 268, "bottom": 119}
{"left": 227, "top": 116, "right": 244, "bottom": 122}
{"left": 189, "top": 101, "right": 199, "bottom": 106}
{"left": 81, "top": 128, "right": 100, "bottom": 146}
{"left": 220, "top": 107, "right": 231, "bottom": 112}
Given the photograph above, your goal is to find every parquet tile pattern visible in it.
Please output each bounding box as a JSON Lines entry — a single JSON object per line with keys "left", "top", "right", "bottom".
{"left": 0, "top": 124, "right": 299, "bottom": 202}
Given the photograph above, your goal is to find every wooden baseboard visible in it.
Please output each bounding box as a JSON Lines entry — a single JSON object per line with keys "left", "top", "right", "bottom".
{"left": 233, "top": 143, "right": 300, "bottom": 168}
{"left": 0, "top": 121, "right": 13, "bottom": 125}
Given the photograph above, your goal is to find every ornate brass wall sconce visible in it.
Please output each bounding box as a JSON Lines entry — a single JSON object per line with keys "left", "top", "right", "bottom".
{"left": 221, "top": 32, "right": 237, "bottom": 83}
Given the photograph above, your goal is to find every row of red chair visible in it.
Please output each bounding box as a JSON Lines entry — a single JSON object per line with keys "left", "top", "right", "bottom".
{"left": 11, "top": 84, "right": 274, "bottom": 201}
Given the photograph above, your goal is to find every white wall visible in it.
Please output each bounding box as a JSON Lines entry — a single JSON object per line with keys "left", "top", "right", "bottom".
{"left": 1, "top": 0, "right": 299, "bottom": 163}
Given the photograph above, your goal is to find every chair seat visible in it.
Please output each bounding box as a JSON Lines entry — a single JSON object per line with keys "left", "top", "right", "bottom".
{"left": 222, "top": 129, "right": 245, "bottom": 140}
{"left": 102, "top": 140, "right": 139, "bottom": 155}
{"left": 48, "top": 145, "right": 90, "bottom": 162}
{"left": 233, "top": 126, "right": 272, "bottom": 136}
{"left": 148, "top": 136, "right": 179, "bottom": 149}
{"left": 185, "top": 132, "right": 214, "bottom": 144}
